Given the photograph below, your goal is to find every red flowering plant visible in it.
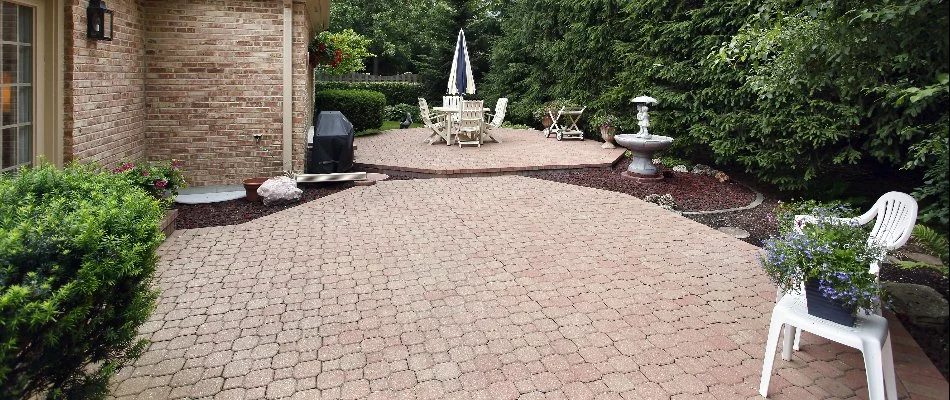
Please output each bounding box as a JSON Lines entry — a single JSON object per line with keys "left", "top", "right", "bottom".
{"left": 112, "top": 160, "right": 187, "bottom": 207}
{"left": 308, "top": 29, "right": 373, "bottom": 75}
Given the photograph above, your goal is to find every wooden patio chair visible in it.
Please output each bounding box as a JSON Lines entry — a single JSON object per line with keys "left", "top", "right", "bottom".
{"left": 483, "top": 97, "right": 507, "bottom": 143}
{"left": 455, "top": 100, "right": 484, "bottom": 148}
{"left": 419, "top": 98, "right": 448, "bottom": 145}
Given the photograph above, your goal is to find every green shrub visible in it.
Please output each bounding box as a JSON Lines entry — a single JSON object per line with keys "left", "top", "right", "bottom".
{"left": 0, "top": 163, "right": 163, "bottom": 399}
{"left": 314, "top": 89, "right": 386, "bottom": 132}
{"left": 314, "top": 81, "right": 424, "bottom": 106}
{"left": 384, "top": 103, "right": 421, "bottom": 122}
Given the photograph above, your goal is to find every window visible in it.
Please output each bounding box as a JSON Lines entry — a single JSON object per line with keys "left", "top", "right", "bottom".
{"left": 0, "top": 1, "right": 32, "bottom": 173}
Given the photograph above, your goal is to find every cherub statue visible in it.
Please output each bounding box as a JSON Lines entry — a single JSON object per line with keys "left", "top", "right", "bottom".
{"left": 636, "top": 104, "right": 651, "bottom": 137}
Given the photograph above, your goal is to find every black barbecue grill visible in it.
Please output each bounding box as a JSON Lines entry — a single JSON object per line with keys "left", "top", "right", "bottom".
{"left": 306, "top": 111, "right": 355, "bottom": 174}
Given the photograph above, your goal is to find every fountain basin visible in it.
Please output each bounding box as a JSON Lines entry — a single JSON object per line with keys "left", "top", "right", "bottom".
{"left": 614, "top": 134, "right": 674, "bottom": 181}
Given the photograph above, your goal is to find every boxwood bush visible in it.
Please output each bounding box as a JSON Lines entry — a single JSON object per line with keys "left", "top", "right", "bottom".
{"left": 385, "top": 103, "right": 421, "bottom": 122}
{"left": 315, "top": 81, "right": 424, "bottom": 105}
{"left": 314, "top": 89, "right": 386, "bottom": 132}
{"left": 0, "top": 163, "right": 163, "bottom": 399}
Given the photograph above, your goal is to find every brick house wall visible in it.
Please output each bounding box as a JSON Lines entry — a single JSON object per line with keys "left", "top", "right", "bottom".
{"left": 63, "top": 0, "right": 147, "bottom": 166}
{"left": 61, "top": 0, "right": 317, "bottom": 187}
{"left": 142, "top": 0, "right": 288, "bottom": 186}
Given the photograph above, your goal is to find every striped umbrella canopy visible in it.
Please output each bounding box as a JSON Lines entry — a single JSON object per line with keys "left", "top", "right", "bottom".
{"left": 447, "top": 29, "right": 475, "bottom": 95}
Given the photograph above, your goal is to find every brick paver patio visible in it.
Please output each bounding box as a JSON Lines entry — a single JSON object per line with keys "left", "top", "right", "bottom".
{"left": 353, "top": 128, "right": 626, "bottom": 176}
{"left": 110, "top": 177, "right": 947, "bottom": 399}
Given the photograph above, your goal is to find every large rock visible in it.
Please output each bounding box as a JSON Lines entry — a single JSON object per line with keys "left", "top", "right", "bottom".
{"left": 882, "top": 282, "right": 949, "bottom": 329}
{"left": 258, "top": 176, "right": 302, "bottom": 206}
{"left": 644, "top": 193, "right": 677, "bottom": 211}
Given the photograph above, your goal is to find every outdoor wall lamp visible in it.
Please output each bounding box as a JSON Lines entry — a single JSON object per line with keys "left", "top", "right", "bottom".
{"left": 87, "top": 0, "right": 114, "bottom": 41}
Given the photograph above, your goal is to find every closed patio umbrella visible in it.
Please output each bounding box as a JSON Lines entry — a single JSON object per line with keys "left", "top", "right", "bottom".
{"left": 447, "top": 29, "right": 475, "bottom": 95}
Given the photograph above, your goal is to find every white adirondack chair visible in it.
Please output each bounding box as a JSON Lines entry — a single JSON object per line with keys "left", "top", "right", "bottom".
{"left": 455, "top": 100, "right": 484, "bottom": 148}
{"left": 419, "top": 98, "right": 448, "bottom": 145}
{"left": 760, "top": 192, "right": 918, "bottom": 400}
{"left": 483, "top": 97, "right": 507, "bottom": 143}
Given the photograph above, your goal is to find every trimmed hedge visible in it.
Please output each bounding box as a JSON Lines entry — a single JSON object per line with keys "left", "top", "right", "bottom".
{"left": 314, "top": 89, "right": 386, "bottom": 132}
{"left": 385, "top": 103, "right": 421, "bottom": 122}
{"left": 315, "top": 81, "right": 424, "bottom": 106}
{"left": 0, "top": 163, "right": 163, "bottom": 399}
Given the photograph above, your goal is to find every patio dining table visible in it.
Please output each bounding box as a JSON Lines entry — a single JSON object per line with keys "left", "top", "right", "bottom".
{"left": 432, "top": 105, "right": 490, "bottom": 145}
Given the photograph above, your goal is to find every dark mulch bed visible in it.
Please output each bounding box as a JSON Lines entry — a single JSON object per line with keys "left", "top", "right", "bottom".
{"left": 173, "top": 182, "right": 354, "bottom": 229}
{"left": 521, "top": 158, "right": 757, "bottom": 211}
{"left": 172, "top": 164, "right": 948, "bottom": 380}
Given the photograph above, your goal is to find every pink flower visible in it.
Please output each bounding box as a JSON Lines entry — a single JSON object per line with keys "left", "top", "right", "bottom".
{"left": 142, "top": 171, "right": 149, "bottom": 177}
{"left": 155, "top": 180, "right": 168, "bottom": 188}
{"left": 171, "top": 162, "right": 181, "bottom": 169}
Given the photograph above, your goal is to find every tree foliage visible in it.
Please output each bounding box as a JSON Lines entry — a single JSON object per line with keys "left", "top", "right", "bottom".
{"left": 481, "top": 0, "right": 948, "bottom": 229}
{"left": 329, "top": 0, "right": 502, "bottom": 99}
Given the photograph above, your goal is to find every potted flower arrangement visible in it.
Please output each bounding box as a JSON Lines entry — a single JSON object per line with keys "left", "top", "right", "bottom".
{"left": 532, "top": 99, "right": 575, "bottom": 130}
{"left": 760, "top": 202, "right": 887, "bottom": 326}
{"left": 112, "top": 160, "right": 187, "bottom": 207}
{"left": 588, "top": 111, "right": 621, "bottom": 149}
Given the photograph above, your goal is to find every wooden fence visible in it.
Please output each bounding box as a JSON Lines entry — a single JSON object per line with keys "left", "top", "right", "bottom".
{"left": 319, "top": 73, "right": 420, "bottom": 83}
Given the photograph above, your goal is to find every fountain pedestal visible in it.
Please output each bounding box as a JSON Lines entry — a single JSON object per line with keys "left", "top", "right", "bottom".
{"left": 614, "top": 134, "right": 674, "bottom": 181}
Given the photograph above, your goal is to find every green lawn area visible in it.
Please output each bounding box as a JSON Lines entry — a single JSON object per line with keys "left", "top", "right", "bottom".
{"left": 356, "top": 120, "right": 423, "bottom": 137}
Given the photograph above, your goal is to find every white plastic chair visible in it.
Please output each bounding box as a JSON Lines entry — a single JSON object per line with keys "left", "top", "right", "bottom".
{"left": 760, "top": 192, "right": 918, "bottom": 400}
{"left": 760, "top": 295, "right": 897, "bottom": 399}
{"left": 419, "top": 98, "right": 448, "bottom": 145}
{"left": 455, "top": 100, "right": 484, "bottom": 148}
{"left": 785, "top": 191, "right": 919, "bottom": 348}
{"left": 483, "top": 98, "right": 507, "bottom": 143}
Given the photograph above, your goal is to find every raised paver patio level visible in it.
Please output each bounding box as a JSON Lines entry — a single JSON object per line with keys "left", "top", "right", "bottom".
{"left": 354, "top": 128, "right": 626, "bottom": 176}
{"left": 110, "top": 177, "right": 947, "bottom": 399}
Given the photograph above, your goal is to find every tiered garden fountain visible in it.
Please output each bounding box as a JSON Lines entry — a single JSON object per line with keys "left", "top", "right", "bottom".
{"left": 614, "top": 96, "right": 673, "bottom": 181}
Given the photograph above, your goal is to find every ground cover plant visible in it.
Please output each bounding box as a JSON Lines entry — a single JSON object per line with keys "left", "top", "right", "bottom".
{"left": 0, "top": 163, "right": 163, "bottom": 398}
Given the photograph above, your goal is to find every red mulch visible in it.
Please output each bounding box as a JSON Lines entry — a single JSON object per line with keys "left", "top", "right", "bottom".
{"left": 173, "top": 182, "right": 354, "bottom": 229}
{"left": 521, "top": 158, "right": 757, "bottom": 212}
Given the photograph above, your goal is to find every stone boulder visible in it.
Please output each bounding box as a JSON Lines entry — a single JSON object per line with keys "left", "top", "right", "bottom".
{"left": 882, "top": 282, "right": 949, "bottom": 329}
{"left": 644, "top": 193, "right": 677, "bottom": 211}
{"left": 672, "top": 165, "right": 689, "bottom": 173}
{"left": 715, "top": 171, "right": 730, "bottom": 183}
{"left": 258, "top": 176, "right": 303, "bottom": 206}
{"left": 691, "top": 164, "right": 716, "bottom": 176}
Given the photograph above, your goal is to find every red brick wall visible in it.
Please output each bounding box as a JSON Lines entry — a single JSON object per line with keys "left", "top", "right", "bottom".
{"left": 142, "top": 0, "right": 301, "bottom": 186}
{"left": 62, "top": 0, "right": 313, "bottom": 186}
{"left": 63, "top": 0, "right": 147, "bottom": 167}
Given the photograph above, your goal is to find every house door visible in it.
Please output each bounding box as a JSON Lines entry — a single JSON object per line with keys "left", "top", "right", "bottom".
{"left": 0, "top": 1, "right": 32, "bottom": 172}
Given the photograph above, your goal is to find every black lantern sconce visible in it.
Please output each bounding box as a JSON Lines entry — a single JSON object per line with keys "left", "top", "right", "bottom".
{"left": 87, "top": 0, "right": 114, "bottom": 41}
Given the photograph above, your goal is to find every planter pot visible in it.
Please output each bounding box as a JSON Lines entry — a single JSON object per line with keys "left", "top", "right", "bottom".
{"left": 243, "top": 178, "right": 269, "bottom": 202}
{"left": 804, "top": 279, "right": 856, "bottom": 326}
{"left": 600, "top": 126, "right": 617, "bottom": 149}
{"left": 541, "top": 115, "right": 553, "bottom": 129}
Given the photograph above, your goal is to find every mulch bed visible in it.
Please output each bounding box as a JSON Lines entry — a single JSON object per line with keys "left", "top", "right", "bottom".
{"left": 521, "top": 158, "right": 757, "bottom": 212}
{"left": 173, "top": 182, "right": 354, "bottom": 229}
{"left": 172, "top": 163, "right": 948, "bottom": 380}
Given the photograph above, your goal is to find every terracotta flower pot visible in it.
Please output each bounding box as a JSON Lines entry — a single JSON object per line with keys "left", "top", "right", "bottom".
{"left": 541, "top": 115, "right": 554, "bottom": 128}
{"left": 243, "top": 178, "right": 268, "bottom": 202}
